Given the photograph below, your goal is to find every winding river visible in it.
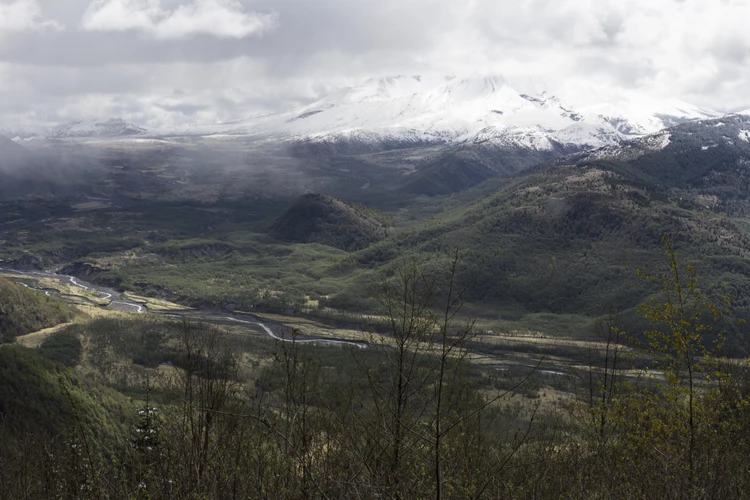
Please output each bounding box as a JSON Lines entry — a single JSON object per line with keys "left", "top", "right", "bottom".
{"left": 0, "top": 267, "right": 367, "bottom": 349}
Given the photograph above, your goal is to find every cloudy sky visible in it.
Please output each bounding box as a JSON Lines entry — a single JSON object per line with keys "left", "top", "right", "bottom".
{"left": 0, "top": 0, "right": 749, "bottom": 129}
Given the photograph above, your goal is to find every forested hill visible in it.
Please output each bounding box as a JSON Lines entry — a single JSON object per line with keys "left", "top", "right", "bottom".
{"left": 271, "top": 193, "right": 390, "bottom": 251}
{"left": 323, "top": 114, "right": 750, "bottom": 348}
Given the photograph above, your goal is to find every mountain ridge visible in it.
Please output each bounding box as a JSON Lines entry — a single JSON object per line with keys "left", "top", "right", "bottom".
{"left": 157, "top": 75, "right": 720, "bottom": 151}
{"left": 0, "top": 118, "right": 147, "bottom": 141}
{"left": 0, "top": 76, "right": 721, "bottom": 153}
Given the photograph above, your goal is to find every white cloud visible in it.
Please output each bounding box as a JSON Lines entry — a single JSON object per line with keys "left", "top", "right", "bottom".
{"left": 425, "top": 0, "right": 750, "bottom": 111}
{"left": 3, "top": 0, "right": 750, "bottom": 129}
{"left": 81, "top": 0, "right": 277, "bottom": 39}
{"left": 80, "top": 0, "right": 162, "bottom": 32}
{"left": 0, "top": 0, "right": 62, "bottom": 32}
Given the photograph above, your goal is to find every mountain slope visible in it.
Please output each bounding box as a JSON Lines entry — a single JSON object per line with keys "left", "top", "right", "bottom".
{"left": 166, "top": 75, "right": 719, "bottom": 152}
{"left": 399, "top": 143, "right": 568, "bottom": 196}
{"left": 49, "top": 118, "right": 147, "bottom": 139}
{"left": 564, "top": 113, "right": 750, "bottom": 190}
{"left": 325, "top": 114, "right": 750, "bottom": 349}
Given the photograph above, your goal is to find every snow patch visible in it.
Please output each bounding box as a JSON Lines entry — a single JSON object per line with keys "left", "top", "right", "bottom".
{"left": 643, "top": 131, "right": 672, "bottom": 150}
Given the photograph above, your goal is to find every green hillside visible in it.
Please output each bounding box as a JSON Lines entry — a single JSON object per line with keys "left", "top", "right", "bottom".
{"left": 0, "top": 277, "right": 72, "bottom": 343}
{"left": 319, "top": 117, "right": 750, "bottom": 347}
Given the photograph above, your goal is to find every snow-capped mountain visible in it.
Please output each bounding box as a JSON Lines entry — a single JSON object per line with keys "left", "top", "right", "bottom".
{"left": 0, "top": 76, "right": 720, "bottom": 151}
{"left": 0, "top": 118, "right": 148, "bottom": 142}
{"left": 163, "top": 75, "right": 720, "bottom": 151}
{"left": 49, "top": 118, "right": 147, "bottom": 139}
{"left": 554, "top": 112, "right": 750, "bottom": 169}
{"left": 0, "top": 126, "right": 41, "bottom": 142}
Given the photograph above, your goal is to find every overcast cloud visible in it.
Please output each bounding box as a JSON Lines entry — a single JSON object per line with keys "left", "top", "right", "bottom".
{"left": 0, "top": 0, "right": 749, "bottom": 129}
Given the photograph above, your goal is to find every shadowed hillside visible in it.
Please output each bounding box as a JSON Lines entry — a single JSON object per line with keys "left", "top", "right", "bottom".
{"left": 270, "top": 193, "right": 389, "bottom": 251}
{"left": 401, "top": 144, "right": 575, "bottom": 196}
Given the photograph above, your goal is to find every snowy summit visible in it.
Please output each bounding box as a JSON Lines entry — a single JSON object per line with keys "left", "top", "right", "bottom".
{"left": 163, "top": 75, "right": 720, "bottom": 150}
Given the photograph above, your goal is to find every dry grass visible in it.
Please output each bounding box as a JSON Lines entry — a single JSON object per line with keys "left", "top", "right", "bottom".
{"left": 474, "top": 333, "right": 634, "bottom": 352}
{"left": 74, "top": 304, "right": 133, "bottom": 319}
{"left": 16, "top": 323, "right": 73, "bottom": 348}
{"left": 122, "top": 292, "right": 192, "bottom": 312}
{"left": 14, "top": 303, "right": 138, "bottom": 349}
{"left": 249, "top": 312, "right": 380, "bottom": 343}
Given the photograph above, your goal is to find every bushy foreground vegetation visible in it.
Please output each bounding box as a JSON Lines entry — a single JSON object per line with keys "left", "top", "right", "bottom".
{"left": 1, "top": 245, "right": 750, "bottom": 499}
